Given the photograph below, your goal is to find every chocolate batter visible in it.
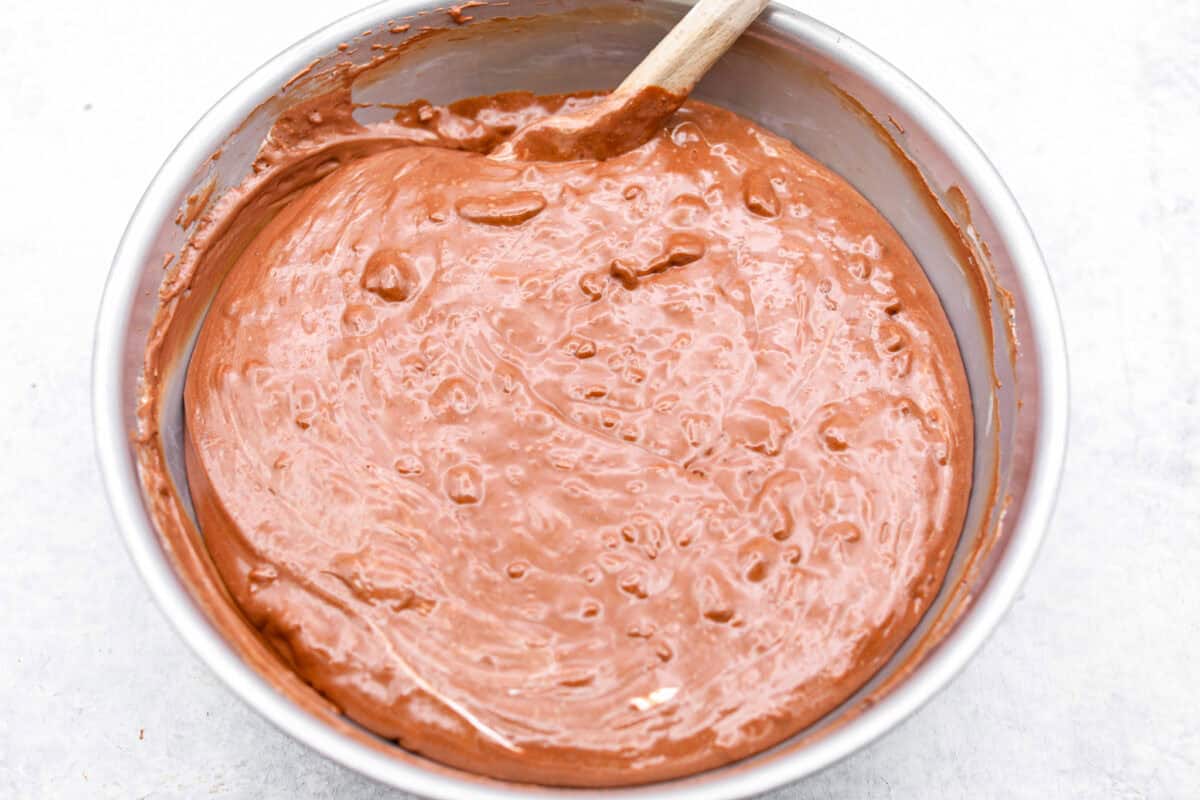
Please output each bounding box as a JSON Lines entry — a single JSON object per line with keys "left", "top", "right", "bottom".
{"left": 183, "top": 92, "right": 972, "bottom": 786}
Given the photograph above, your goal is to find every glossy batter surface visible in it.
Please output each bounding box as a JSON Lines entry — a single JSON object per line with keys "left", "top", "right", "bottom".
{"left": 185, "top": 94, "right": 972, "bottom": 786}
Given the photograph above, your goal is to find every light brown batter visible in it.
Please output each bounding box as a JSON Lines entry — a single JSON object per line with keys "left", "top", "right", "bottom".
{"left": 184, "top": 92, "right": 972, "bottom": 786}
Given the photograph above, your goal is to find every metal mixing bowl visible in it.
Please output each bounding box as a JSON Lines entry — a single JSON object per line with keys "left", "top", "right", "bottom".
{"left": 93, "top": 1, "right": 1068, "bottom": 796}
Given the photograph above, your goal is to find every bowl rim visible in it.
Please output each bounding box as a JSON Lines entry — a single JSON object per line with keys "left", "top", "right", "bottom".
{"left": 92, "top": 1, "right": 1069, "bottom": 796}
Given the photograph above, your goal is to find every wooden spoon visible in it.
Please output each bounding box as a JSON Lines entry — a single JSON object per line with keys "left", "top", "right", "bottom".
{"left": 495, "top": 0, "right": 771, "bottom": 162}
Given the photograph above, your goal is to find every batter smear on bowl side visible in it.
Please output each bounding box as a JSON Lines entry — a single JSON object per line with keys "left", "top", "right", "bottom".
{"left": 183, "top": 92, "right": 972, "bottom": 786}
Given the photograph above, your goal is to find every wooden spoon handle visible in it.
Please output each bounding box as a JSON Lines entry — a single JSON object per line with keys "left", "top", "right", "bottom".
{"left": 617, "top": 0, "right": 771, "bottom": 95}
{"left": 496, "top": 0, "right": 770, "bottom": 161}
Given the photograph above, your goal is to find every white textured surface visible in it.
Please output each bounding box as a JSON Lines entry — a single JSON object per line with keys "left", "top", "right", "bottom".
{"left": 1, "top": 0, "right": 1197, "bottom": 797}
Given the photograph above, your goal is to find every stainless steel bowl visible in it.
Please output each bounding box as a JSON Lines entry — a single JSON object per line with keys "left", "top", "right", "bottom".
{"left": 93, "top": 1, "right": 1068, "bottom": 796}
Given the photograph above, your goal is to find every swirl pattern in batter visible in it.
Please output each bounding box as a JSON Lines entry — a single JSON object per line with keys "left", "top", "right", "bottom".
{"left": 184, "top": 93, "right": 972, "bottom": 786}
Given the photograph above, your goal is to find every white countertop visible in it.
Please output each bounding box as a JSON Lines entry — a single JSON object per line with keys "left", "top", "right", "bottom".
{"left": 2, "top": 0, "right": 1197, "bottom": 796}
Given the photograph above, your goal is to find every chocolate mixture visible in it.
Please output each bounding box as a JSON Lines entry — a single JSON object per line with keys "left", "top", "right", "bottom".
{"left": 181, "top": 91, "right": 972, "bottom": 786}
